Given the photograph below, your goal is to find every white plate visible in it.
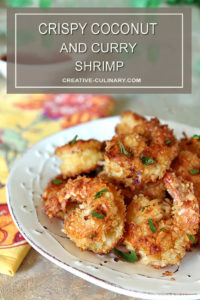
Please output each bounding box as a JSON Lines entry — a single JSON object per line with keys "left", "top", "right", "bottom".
{"left": 6, "top": 116, "right": 200, "bottom": 300}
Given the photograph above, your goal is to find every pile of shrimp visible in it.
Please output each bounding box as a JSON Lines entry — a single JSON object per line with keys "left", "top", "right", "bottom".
{"left": 41, "top": 110, "right": 200, "bottom": 269}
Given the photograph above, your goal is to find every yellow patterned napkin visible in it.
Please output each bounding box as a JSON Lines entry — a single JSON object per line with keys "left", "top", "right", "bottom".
{"left": 0, "top": 90, "right": 114, "bottom": 276}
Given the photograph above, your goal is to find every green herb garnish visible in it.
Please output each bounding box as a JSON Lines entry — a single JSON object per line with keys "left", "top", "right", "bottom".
{"left": 189, "top": 169, "right": 199, "bottom": 175}
{"left": 113, "top": 248, "right": 138, "bottom": 263}
{"left": 94, "top": 188, "right": 108, "bottom": 199}
{"left": 192, "top": 135, "right": 200, "bottom": 140}
{"left": 140, "top": 155, "right": 155, "bottom": 166}
{"left": 129, "top": 150, "right": 134, "bottom": 157}
{"left": 148, "top": 218, "right": 156, "bottom": 233}
{"left": 90, "top": 234, "right": 95, "bottom": 239}
{"left": 187, "top": 234, "right": 195, "bottom": 243}
{"left": 141, "top": 205, "right": 150, "bottom": 212}
{"left": 53, "top": 179, "right": 62, "bottom": 185}
{"left": 118, "top": 140, "right": 128, "bottom": 155}
{"left": 165, "top": 139, "right": 172, "bottom": 145}
{"left": 91, "top": 211, "right": 105, "bottom": 219}
{"left": 69, "top": 134, "right": 78, "bottom": 145}
{"left": 159, "top": 227, "right": 165, "bottom": 232}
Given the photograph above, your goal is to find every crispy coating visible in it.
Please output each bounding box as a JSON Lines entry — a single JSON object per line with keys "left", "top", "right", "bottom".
{"left": 55, "top": 139, "right": 104, "bottom": 178}
{"left": 121, "top": 179, "right": 166, "bottom": 208}
{"left": 179, "top": 135, "right": 200, "bottom": 157}
{"left": 134, "top": 180, "right": 166, "bottom": 200}
{"left": 172, "top": 135, "right": 200, "bottom": 201}
{"left": 104, "top": 118, "right": 178, "bottom": 189}
{"left": 115, "top": 111, "right": 146, "bottom": 135}
{"left": 98, "top": 170, "right": 134, "bottom": 206}
{"left": 124, "top": 173, "right": 199, "bottom": 268}
{"left": 172, "top": 150, "right": 200, "bottom": 202}
{"left": 60, "top": 176, "right": 126, "bottom": 254}
{"left": 42, "top": 170, "right": 103, "bottom": 220}
{"left": 42, "top": 175, "right": 68, "bottom": 219}
{"left": 172, "top": 136, "right": 200, "bottom": 246}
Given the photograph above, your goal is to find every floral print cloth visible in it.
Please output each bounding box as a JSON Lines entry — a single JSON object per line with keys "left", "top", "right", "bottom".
{"left": 0, "top": 91, "right": 114, "bottom": 276}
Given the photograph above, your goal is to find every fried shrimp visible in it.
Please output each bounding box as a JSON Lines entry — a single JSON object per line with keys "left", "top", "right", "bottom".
{"left": 172, "top": 135, "right": 200, "bottom": 202}
{"left": 42, "top": 175, "right": 68, "bottom": 220}
{"left": 134, "top": 180, "right": 166, "bottom": 200}
{"left": 172, "top": 150, "right": 200, "bottom": 202}
{"left": 124, "top": 173, "right": 199, "bottom": 268}
{"left": 121, "top": 179, "right": 167, "bottom": 208}
{"left": 115, "top": 111, "right": 146, "bottom": 135}
{"left": 104, "top": 118, "right": 178, "bottom": 189}
{"left": 60, "top": 176, "right": 126, "bottom": 254}
{"left": 179, "top": 135, "right": 200, "bottom": 157}
{"left": 55, "top": 139, "right": 104, "bottom": 178}
{"left": 97, "top": 170, "right": 134, "bottom": 206}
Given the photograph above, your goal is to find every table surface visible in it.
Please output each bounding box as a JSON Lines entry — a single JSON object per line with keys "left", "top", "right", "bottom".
{"left": 0, "top": 6, "right": 200, "bottom": 300}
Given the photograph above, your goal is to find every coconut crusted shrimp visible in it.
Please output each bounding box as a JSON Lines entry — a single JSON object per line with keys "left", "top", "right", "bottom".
{"left": 104, "top": 118, "right": 178, "bottom": 189}
{"left": 60, "top": 176, "right": 126, "bottom": 254}
{"left": 172, "top": 151, "right": 200, "bottom": 201}
{"left": 42, "top": 175, "right": 69, "bottom": 220}
{"left": 55, "top": 139, "right": 104, "bottom": 178}
{"left": 124, "top": 173, "right": 199, "bottom": 268}
{"left": 115, "top": 111, "right": 146, "bottom": 135}
{"left": 172, "top": 135, "right": 200, "bottom": 202}
{"left": 179, "top": 134, "right": 200, "bottom": 157}
{"left": 98, "top": 173, "right": 166, "bottom": 207}
{"left": 133, "top": 180, "right": 166, "bottom": 200}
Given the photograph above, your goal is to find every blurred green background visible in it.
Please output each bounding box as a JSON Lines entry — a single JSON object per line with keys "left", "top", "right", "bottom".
{"left": 2, "top": 0, "right": 200, "bottom": 7}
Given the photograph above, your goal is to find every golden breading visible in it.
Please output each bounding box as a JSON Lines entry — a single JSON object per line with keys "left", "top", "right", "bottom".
{"left": 172, "top": 150, "right": 200, "bottom": 202}
{"left": 55, "top": 139, "right": 104, "bottom": 178}
{"left": 120, "top": 179, "right": 166, "bottom": 208}
{"left": 42, "top": 175, "right": 68, "bottom": 219}
{"left": 60, "top": 176, "right": 126, "bottom": 254}
{"left": 115, "top": 111, "right": 146, "bottom": 135}
{"left": 124, "top": 173, "right": 199, "bottom": 268}
{"left": 172, "top": 135, "right": 200, "bottom": 205}
{"left": 133, "top": 180, "right": 166, "bottom": 200}
{"left": 98, "top": 170, "right": 134, "bottom": 206}
{"left": 179, "top": 135, "right": 200, "bottom": 157}
{"left": 104, "top": 118, "right": 178, "bottom": 189}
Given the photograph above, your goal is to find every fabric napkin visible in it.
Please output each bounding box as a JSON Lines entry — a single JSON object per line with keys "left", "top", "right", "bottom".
{"left": 0, "top": 91, "right": 115, "bottom": 276}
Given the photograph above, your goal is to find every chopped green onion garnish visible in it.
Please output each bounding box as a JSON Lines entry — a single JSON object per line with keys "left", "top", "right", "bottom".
{"left": 148, "top": 218, "right": 156, "bottom": 233}
{"left": 141, "top": 205, "right": 150, "bottom": 212}
{"left": 189, "top": 169, "right": 199, "bottom": 175}
{"left": 165, "top": 139, "right": 172, "bottom": 145}
{"left": 113, "top": 248, "right": 138, "bottom": 263}
{"left": 53, "top": 179, "right": 62, "bottom": 185}
{"left": 187, "top": 234, "right": 195, "bottom": 243}
{"left": 159, "top": 227, "right": 165, "bottom": 232}
{"left": 192, "top": 135, "right": 200, "bottom": 140}
{"left": 90, "top": 234, "right": 95, "bottom": 239}
{"left": 140, "top": 155, "right": 155, "bottom": 166}
{"left": 69, "top": 134, "right": 78, "bottom": 145}
{"left": 94, "top": 188, "right": 108, "bottom": 199}
{"left": 129, "top": 150, "right": 134, "bottom": 157}
{"left": 91, "top": 211, "right": 105, "bottom": 219}
{"left": 118, "top": 140, "right": 128, "bottom": 155}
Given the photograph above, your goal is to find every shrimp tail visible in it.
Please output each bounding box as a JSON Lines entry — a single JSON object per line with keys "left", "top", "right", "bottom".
{"left": 164, "top": 172, "right": 199, "bottom": 232}
{"left": 164, "top": 172, "right": 186, "bottom": 204}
